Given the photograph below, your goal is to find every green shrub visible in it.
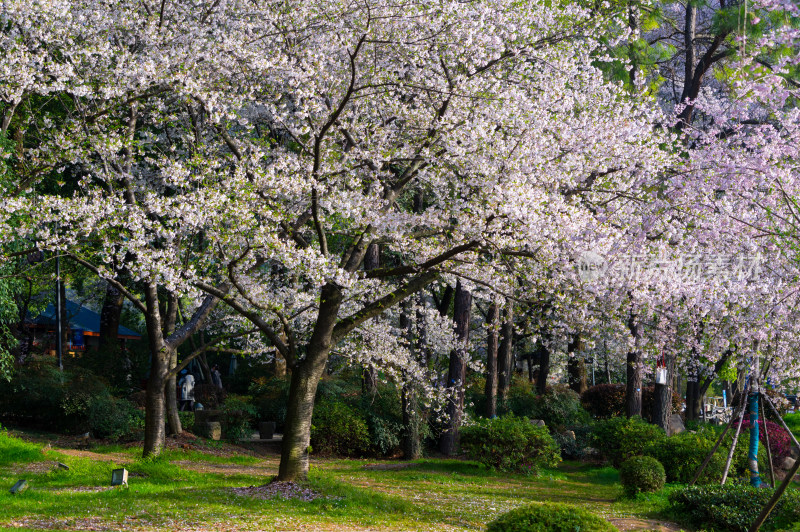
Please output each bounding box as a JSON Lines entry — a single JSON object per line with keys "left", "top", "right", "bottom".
{"left": 311, "top": 401, "right": 370, "bottom": 457}
{"left": 592, "top": 416, "right": 666, "bottom": 467}
{"left": 460, "top": 415, "right": 561, "bottom": 473}
{"left": 619, "top": 456, "right": 665, "bottom": 496}
{"left": 486, "top": 502, "right": 618, "bottom": 532}
{"left": 0, "top": 365, "right": 109, "bottom": 432}
{"left": 552, "top": 424, "right": 594, "bottom": 460}
{"left": 646, "top": 425, "right": 768, "bottom": 484}
{"left": 86, "top": 394, "right": 139, "bottom": 440}
{"left": 507, "top": 384, "right": 589, "bottom": 430}
{"left": 220, "top": 395, "right": 257, "bottom": 441}
{"left": 250, "top": 377, "right": 290, "bottom": 431}
{"left": 669, "top": 484, "right": 800, "bottom": 531}
{"left": 178, "top": 411, "right": 194, "bottom": 433}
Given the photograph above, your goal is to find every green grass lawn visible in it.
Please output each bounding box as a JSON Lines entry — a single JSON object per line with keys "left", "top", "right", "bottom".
{"left": 0, "top": 429, "right": 684, "bottom": 531}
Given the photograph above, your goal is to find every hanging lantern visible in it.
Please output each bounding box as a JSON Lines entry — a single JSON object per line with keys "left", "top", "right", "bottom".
{"left": 655, "top": 353, "right": 668, "bottom": 385}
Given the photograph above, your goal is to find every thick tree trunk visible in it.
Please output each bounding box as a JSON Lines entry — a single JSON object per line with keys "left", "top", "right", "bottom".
{"left": 484, "top": 302, "right": 500, "bottom": 418}
{"left": 652, "top": 353, "right": 676, "bottom": 433}
{"left": 143, "top": 354, "right": 168, "bottom": 456}
{"left": 278, "top": 284, "right": 343, "bottom": 481}
{"left": 98, "top": 281, "right": 124, "bottom": 351}
{"left": 626, "top": 316, "right": 643, "bottom": 418}
{"left": 567, "top": 335, "right": 587, "bottom": 395}
{"left": 497, "top": 305, "right": 514, "bottom": 401}
{"left": 278, "top": 358, "right": 327, "bottom": 480}
{"left": 685, "top": 376, "right": 701, "bottom": 422}
{"left": 439, "top": 281, "right": 472, "bottom": 456}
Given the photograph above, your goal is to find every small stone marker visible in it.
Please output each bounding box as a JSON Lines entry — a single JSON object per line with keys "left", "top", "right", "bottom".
{"left": 111, "top": 468, "right": 128, "bottom": 487}
{"left": 198, "top": 421, "right": 222, "bottom": 440}
{"left": 56, "top": 462, "right": 69, "bottom": 470}
{"left": 782, "top": 457, "right": 796, "bottom": 471}
{"left": 530, "top": 419, "right": 546, "bottom": 427}
{"left": 669, "top": 414, "right": 685, "bottom": 435}
{"left": 10, "top": 480, "right": 28, "bottom": 494}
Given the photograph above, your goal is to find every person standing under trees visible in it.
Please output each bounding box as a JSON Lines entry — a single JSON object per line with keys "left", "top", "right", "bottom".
{"left": 178, "top": 370, "right": 196, "bottom": 411}
{"left": 211, "top": 365, "right": 223, "bottom": 390}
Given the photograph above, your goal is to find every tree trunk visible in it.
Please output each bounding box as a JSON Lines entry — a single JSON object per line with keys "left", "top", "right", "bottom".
{"left": 278, "top": 284, "right": 342, "bottom": 481}
{"left": 143, "top": 353, "right": 168, "bottom": 456}
{"left": 685, "top": 376, "right": 701, "bottom": 422}
{"left": 166, "top": 348, "right": 182, "bottom": 435}
{"left": 98, "top": 281, "right": 124, "bottom": 350}
{"left": 652, "top": 353, "right": 675, "bottom": 433}
{"left": 362, "top": 243, "right": 380, "bottom": 395}
{"left": 626, "top": 315, "right": 643, "bottom": 418}
{"left": 567, "top": 335, "right": 587, "bottom": 395}
{"left": 439, "top": 281, "right": 471, "bottom": 456}
{"left": 402, "top": 383, "right": 421, "bottom": 460}
{"left": 497, "top": 304, "right": 514, "bottom": 401}
{"left": 484, "top": 302, "right": 500, "bottom": 418}
{"left": 537, "top": 339, "right": 551, "bottom": 395}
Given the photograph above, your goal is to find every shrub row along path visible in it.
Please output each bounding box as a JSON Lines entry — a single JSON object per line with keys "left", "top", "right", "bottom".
{"left": 0, "top": 430, "right": 684, "bottom": 531}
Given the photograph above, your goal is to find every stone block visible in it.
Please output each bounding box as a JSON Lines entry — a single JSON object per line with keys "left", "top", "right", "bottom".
{"left": 669, "top": 414, "right": 685, "bottom": 435}
{"left": 10, "top": 480, "right": 28, "bottom": 494}
{"left": 782, "top": 456, "right": 796, "bottom": 471}
{"left": 194, "top": 409, "right": 222, "bottom": 426}
{"left": 198, "top": 421, "right": 222, "bottom": 440}
{"left": 530, "top": 419, "right": 546, "bottom": 427}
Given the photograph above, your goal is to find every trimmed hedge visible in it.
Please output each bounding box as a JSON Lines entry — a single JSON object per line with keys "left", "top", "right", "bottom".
{"left": 619, "top": 456, "right": 665, "bottom": 496}
{"left": 645, "top": 425, "right": 768, "bottom": 484}
{"left": 486, "top": 502, "right": 618, "bottom": 532}
{"left": 591, "top": 416, "right": 666, "bottom": 467}
{"left": 460, "top": 415, "right": 561, "bottom": 473}
{"left": 669, "top": 484, "right": 800, "bottom": 531}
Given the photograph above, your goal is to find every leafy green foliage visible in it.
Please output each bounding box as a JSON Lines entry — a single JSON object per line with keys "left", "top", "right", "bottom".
{"left": 646, "top": 425, "right": 768, "bottom": 484}
{"left": 506, "top": 384, "right": 589, "bottom": 430}
{"left": 485, "top": 501, "right": 618, "bottom": 532}
{"left": 592, "top": 416, "right": 666, "bottom": 467}
{"left": 86, "top": 393, "right": 140, "bottom": 440}
{"left": 220, "top": 395, "right": 258, "bottom": 441}
{"left": 311, "top": 401, "right": 371, "bottom": 457}
{"left": 669, "top": 484, "right": 800, "bottom": 531}
{"left": 459, "top": 415, "right": 561, "bottom": 474}
{"left": 619, "top": 456, "right": 665, "bottom": 496}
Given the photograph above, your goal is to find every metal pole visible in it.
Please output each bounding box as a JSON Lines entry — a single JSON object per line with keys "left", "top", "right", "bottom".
{"left": 55, "top": 252, "right": 63, "bottom": 371}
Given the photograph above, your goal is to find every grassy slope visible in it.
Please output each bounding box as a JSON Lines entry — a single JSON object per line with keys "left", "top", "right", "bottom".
{"left": 0, "top": 429, "right": 680, "bottom": 532}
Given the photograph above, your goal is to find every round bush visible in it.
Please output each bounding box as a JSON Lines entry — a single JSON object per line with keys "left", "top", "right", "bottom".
{"left": 619, "top": 456, "right": 665, "bottom": 496}
{"left": 591, "top": 416, "right": 666, "bottom": 467}
{"left": 460, "top": 415, "right": 561, "bottom": 473}
{"left": 486, "top": 501, "right": 618, "bottom": 532}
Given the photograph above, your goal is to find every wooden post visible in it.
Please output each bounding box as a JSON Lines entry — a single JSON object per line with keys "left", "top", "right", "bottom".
{"left": 721, "top": 396, "right": 748, "bottom": 485}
